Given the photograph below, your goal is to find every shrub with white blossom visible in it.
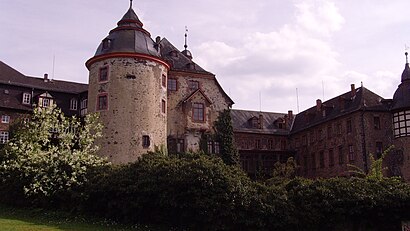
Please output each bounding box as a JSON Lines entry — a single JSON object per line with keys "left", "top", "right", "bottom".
{"left": 0, "top": 105, "right": 109, "bottom": 196}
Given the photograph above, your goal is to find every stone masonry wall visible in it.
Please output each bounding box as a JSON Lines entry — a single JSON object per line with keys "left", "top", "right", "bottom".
{"left": 88, "top": 57, "right": 168, "bottom": 164}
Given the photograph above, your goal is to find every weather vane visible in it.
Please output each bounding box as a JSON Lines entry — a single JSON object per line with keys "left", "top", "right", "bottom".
{"left": 184, "top": 26, "right": 188, "bottom": 50}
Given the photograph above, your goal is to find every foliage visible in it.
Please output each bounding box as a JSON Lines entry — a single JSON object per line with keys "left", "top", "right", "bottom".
{"left": 213, "top": 109, "right": 239, "bottom": 166}
{"left": 266, "top": 157, "right": 297, "bottom": 186}
{"left": 83, "top": 152, "right": 289, "bottom": 230}
{"left": 0, "top": 105, "right": 109, "bottom": 198}
{"left": 349, "top": 145, "right": 393, "bottom": 180}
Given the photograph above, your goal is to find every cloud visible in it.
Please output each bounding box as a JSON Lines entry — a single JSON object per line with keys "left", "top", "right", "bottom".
{"left": 194, "top": 0, "right": 345, "bottom": 112}
{"left": 295, "top": 0, "right": 345, "bottom": 36}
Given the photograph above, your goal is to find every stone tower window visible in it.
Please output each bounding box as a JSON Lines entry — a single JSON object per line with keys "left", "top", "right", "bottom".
{"left": 161, "top": 74, "right": 167, "bottom": 88}
{"left": 142, "top": 135, "right": 150, "bottom": 148}
{"left": 1, "top": 115, "right": 10, "bottom": 124}
{"left": 99, "top": 66, "right": 109, "bottom": 82}
{"left": 97, "top": 94, "right": 108, "bottom": 111}
{"left": 161, "top": 99, "right": 166, "bottom": 114}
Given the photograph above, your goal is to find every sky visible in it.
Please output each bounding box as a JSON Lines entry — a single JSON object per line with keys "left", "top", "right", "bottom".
{"left": 1, "top": 0, "right": 410, "bottom": 113}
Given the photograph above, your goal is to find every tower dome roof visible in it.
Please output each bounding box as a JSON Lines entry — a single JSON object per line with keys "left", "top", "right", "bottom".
{"left": 392, "top": 52, "right": 410, "bottom": 111}
{"left": 89, "top": 3, "right": 161, "bottom": 63}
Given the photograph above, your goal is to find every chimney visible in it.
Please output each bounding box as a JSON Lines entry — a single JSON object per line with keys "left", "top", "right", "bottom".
{"left": 288, "top": 110, "right": 293, "bottom": 119}
{"left": 316, "top": 99, "right": 322, "bottom": 111}
{"left": 258, "top": 114, "right": 264, "bottom": 129}
{"left": 44, "top": 73, "right": 49, "bottom": 82}
{"left": 351, "top": 84, "right": 356, "bottom": 97}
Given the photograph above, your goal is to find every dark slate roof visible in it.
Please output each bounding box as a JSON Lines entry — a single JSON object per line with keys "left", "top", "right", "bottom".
{"left": 159, "top": 38, "right": 212, "bottom": 75}
{"left": 392, "top": 59, "right": 410, "bottom": 111}
{"left": 231, "top": 109, "right": 290, "bottom": 135}
{"left": 0, "top": 61, "right": 88, "bottom": 94}
{"left": 93, "top": 7, "right": 160, "bottom": 58}
{"left": 291, "top": 86, "right": 390, "bottom": 133}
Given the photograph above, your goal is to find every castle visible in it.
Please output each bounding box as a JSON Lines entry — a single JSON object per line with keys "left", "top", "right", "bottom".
{"left": 1, "top": 3, "right": 410, "bottom": 180}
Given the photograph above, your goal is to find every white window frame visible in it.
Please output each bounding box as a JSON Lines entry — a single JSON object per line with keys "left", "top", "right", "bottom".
{"left": 22, "top": 93, "right": 31, "bottom": 105}
{"left": 42, "top": 98, "right": 50, "bottom": 107}
{"left": 0, "top": 131, "right": 9, "bottom": 144}
{"left": 1, "top": 115, "right": 10, "bottom": 124}
{"left": 70, "top": 98, "right": 78, "bottom": 110}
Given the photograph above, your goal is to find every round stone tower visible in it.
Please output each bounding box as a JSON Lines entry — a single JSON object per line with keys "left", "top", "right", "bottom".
{"left": 86, "top": 3, "right": 169, "bottom": 164}
{"left": 391, "top": 52, "right": 410, "bottom": 179}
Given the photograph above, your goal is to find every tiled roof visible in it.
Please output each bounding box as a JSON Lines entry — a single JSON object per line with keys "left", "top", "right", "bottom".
{"left": 160, "top": 38, "right": 212, "bottom": 75}
{"left": 0, "top": 61, "right": 88, "bottom": 94}
{"left": 231, "top": 109, "right": 290, "bottom": 135}
{"left": 291, "top": 87, "right": 390, "bottom": 133}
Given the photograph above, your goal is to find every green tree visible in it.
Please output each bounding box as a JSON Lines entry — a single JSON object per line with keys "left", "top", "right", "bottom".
{"left": 349, "top": 145, "right": 393, "bottom": 180}
{"left": 213, "top": 109, "right": 239, "bottom": 166}
{"left": 0, "top": 105, "right": 109, "bottom": 197}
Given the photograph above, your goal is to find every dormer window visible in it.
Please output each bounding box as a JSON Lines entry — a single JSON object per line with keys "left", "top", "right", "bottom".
{"left": 102, "top": 38, "right": 111, "bottom": 50}
{"left": 22, "top": 93, "right": 31, "bottom": 105}
{"left": 70, "top": 98, "right": 78, "bottom": 111}
{"left": 251, "top": 117, "right": 259, "bottom": 128}
{"left": 38, "top": 92, "right": 54, "bottom": 108}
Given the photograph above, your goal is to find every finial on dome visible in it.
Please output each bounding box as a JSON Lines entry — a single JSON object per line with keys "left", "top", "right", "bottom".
{"left": 406, "top": 52, "right": 408, "bottom": 64}
{"left": 184, "top": 26, "right": 188, "bottom": 50}
{"left": 130, "top": 0, "right": 133, "bottom": 8}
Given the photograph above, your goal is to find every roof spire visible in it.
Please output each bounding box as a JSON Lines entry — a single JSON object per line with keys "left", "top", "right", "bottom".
{"left": 184, "top": 26, "right": 188, "bottom": 50}
{"left": 406, "top": 51, "right": 409, "bottom": 64}
{"left": 130, "top": 0, "right": 133, "bottom": 8}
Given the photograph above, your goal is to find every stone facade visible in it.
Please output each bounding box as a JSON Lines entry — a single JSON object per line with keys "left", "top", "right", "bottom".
{"left": 87, "top": 57, "right": 168, "bottom": 163}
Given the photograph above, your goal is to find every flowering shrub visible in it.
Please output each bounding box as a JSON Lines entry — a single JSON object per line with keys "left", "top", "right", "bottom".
{"left": 0, "top": 105, "right": 109, "bottom": 197}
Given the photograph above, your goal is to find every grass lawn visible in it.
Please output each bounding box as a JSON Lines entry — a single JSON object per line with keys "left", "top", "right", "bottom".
{"left": 0, "top": 204, "right": 159, "bottom": 231}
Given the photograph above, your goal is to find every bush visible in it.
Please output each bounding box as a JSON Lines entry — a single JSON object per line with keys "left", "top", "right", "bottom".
{"left": 82, "top": 153, "right": 290, "bottom": 230}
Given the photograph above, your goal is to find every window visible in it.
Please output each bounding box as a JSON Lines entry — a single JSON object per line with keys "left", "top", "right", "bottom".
{"left": 374, "top": 116, "right": 381, "bottom": 130}
{"left": 214, "top": 142, "right": 220, "bottom": 154}
{"left": 251, "top": 117, "right": 259, "bottom": 128}
{"left": 348, "top": 145, "right": 355, "bottom": 161}
{"left": 99, "top": 66, "right": 108, "bottom": 82}
{"left": 338, "top": 146, "right": 344, "bottom": 165}
{"left": 189, "top": 80, "right": 199, "bottom": 90}
{"left": 346, "top": 119, "right": 352, "bottom": 133}
{"left": 167, "top": 79, "right": 177, "bottom": 91}
{"left": 327, "top": 126, "right": 332, "bottom": 139}
{"left": 97, "top": 94, "right": 108, "bottom": 111}
{"left": 1, "top": 115, "right": 10, "bottom": 124}
{"left": 319, "top": 151, "right": 325, "bottom": 168}
{"left": 70, "top": 98, "right": 78, "bottom": 110}
{"left": 22, "top": 93, "right": 31, "bottom": 105}
{"left": 102, "top": 38, "right": 111, "bottom": 50}
{"left": 192, "top": 103, "right": 204, "bottom": 121}
{"left": 42, "top": 98, "right": 50, "bottom": 107}
{"left": 162, "top": 75, "right": 167, "bottom": 88}
{"left": 393, "top": 111, "right": 410, "bottom": 138}
{"left": 177, "top": 139, "right": 185, "bottom": 153}
{"left": 311, "top": 153, "right": 316, "bottom": 170}
{"left": 376, "top": 142, "right": 383, "bottom": 159}
{"left": 329, "top": 149, "right": 334, "bottom": 167}
{"left": 80, "top": 99, "right": 88, "bottom": 116}
{"left": 142, "top": 135, "right": 150, "bottom": 148}
{"left": 255, "top": 139, "right": 261, "bottom": 149}
{"left": 161, "top": 99, "right": 166, "bottom": 114}
{"left": 268, "top": 139, "right": 274, "bottom": 150}
{"left": 337, "top": 123, "right": 342, "bottom": 135}
{"left": 0, "top": 131, "right": 9, "bottom": 144}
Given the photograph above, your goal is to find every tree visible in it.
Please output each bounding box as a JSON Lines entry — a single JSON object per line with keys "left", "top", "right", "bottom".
{"left": 0, "top": 105, "right": 109, "bottom": 197}
{"left": 213, "top": 109, "right": 239, "bottom": 166}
